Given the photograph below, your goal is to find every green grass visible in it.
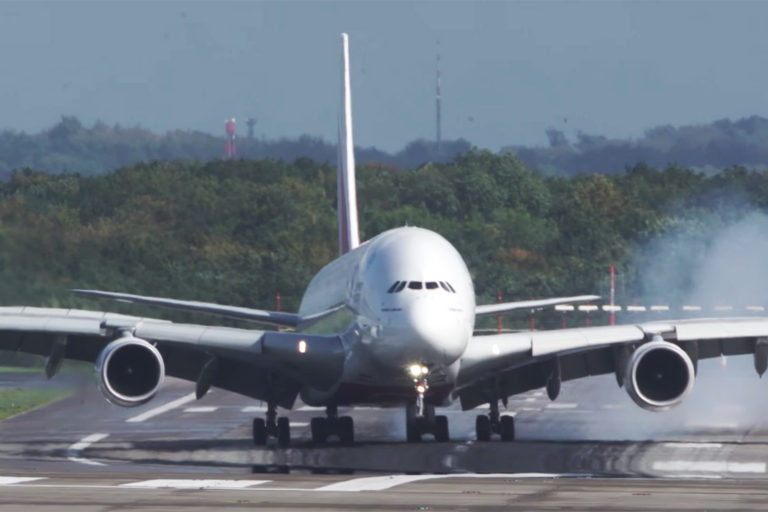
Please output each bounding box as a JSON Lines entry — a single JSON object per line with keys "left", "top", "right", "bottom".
{"left": 0, "top": 388, "right": 69, "bottom": 420}
{"left": 0, "top": 366, "right": 42, "bottom": 374}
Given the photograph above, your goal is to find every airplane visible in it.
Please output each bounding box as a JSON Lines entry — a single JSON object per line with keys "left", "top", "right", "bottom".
{"left": 2, "top": 33, "right": 768, "bottom": 447}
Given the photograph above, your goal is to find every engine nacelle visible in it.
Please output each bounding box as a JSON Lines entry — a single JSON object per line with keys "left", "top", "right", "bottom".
{"left": 625, "top": 339, "right": 695, "bottom": 411}
{"left": 95, "top": 336, "right": 165, "bottom": 407}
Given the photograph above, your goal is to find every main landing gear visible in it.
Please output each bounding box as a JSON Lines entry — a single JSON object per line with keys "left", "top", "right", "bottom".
{"left": 404, "top": 364, "right": 449, "bottom": 442}
{"left": 252, "top": 401, "right": 291, "bottom": 447}
{"left": 475, "top": 399, "right": 515, "bottom": 441}
{"left": 310, "top": 404, "right": 355, "bottom": 445}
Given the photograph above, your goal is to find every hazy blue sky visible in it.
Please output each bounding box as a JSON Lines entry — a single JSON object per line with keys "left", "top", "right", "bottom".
{"left": 1, "top": 1, "right": 768, "bottom": 152}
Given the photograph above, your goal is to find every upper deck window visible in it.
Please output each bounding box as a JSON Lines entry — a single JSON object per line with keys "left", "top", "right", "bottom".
{"left": 408, "top": 281, "right": 423, "bottom": 290}
{"left": 425, "top": 282, "right": 438, "bottom": 290}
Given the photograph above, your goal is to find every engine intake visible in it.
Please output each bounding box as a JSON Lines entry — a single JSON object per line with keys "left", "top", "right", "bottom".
{"left": 95, "top": 336, "right": 165, "bottom": 407}
{"left": 625, "top": 339, "right": 695, "bottom": 411}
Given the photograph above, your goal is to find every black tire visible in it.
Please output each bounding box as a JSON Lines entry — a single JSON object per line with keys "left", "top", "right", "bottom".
{"left": 406, "top": 419, "right": 421, "bottom": 443}
{"left": 311, "top": 417, "right": 327, "bottom": 444}
{"left": 434, "top": 415, "right": 449, "bottom": 442}
{"left": 252, "top": 418, "right": 267, "bottom": 445}
{"left": 500, "top": 415, "right": 515, "bottom": 441}
{"left": 277, "top": 417, "right": 291, "bottom": 447}
{"left": 339, "top": 416, "right": 354, "bottom": 445}
{"left": 475, "top": 415, "right": 491, "bottom": 442}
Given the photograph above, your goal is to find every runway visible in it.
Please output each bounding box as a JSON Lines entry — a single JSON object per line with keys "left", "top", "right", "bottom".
{"left": 2, "top": 355, "right": 768, "bottom": 509}
{"left": 2, "top": 472, "right": 768, "bottom": 511}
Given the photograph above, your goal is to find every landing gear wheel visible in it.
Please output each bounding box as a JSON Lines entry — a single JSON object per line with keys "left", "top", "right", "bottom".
{"left": 277, "top": 416, "right": 291, "bottom": 447}
{"left": 339, "top": 416, "right": 354, "bottom": 445}
{"left": 406, "top": 419, "right": 421, "bottom": 443}
{"left": 311, "top": 417, "right": 327, "bottom": 445}
{"left": 252, "top": 418, "right": 267, "bottom": 445}
{"left": 434, "top": 415, "right": 449, "bottom": 442}
{"left": 475, "top": 415, "right": 491, "bottom": 442}
{"left": 500, "top": 415, "right": 515, "bottom": 441}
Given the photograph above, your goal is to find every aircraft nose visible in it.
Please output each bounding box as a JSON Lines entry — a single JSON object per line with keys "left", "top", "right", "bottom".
{"left": 406, "top": 299, "right": 464, "bottom": 363}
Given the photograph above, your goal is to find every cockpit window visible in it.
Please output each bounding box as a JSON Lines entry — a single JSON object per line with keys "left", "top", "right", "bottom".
{"left": 408, "top": 281, "right": 423, "bottom": 290}
{"left": 395, "top": 281, "right": 407, "bottom": 292}
{"left": 446, "top": 282, "right": 457, "bottom": 293}
{"left": 387, "top": 281, "right": 400, "bottom": 293}
{"left": 425, "top": 282, "right": 438, "bottom": 290}
{"left": 439, "top": 281, "right": 450, "bottom": 292}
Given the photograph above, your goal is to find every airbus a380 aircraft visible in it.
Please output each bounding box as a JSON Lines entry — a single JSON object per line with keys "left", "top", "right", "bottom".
{"left": 2, "top": 34, "right": 768, "bottom": 447}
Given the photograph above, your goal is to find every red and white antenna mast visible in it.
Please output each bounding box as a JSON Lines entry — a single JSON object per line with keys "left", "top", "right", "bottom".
{"left": 435, "top": 40, "right": 442, "bottom": 153}
{"left": 224, "top": 118, "right": 237, "bottom": 159}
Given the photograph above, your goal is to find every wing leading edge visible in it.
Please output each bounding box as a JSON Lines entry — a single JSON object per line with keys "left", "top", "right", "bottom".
{"left": 475, "top": 294, "right": 600, "bottom": 317}
{"left": 456, "top": 317, "right": 768, "bottom": 410}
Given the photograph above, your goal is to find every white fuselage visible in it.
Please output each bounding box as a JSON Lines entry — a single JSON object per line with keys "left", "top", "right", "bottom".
{"left": 297, "top": 227, "right": 476, "bottom": 406}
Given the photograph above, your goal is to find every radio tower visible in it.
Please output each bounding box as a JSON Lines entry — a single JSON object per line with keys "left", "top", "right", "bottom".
{"left": 224, "top": 117, "right": 237, "bottom": 159}
{"left": 435, "top": 41, "right": 442, "bottom": 154}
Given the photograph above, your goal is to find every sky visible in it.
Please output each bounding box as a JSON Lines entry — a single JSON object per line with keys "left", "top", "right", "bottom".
{"left": 1, "top": 1, "right": 768, "bottom": 152}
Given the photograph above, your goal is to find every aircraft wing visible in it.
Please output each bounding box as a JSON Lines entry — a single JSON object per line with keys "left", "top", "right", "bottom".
{"left": 455, "top": 317, "right": 768, "bottom": 410}
{"left": 0, "top": 307, "right": 346, "bottom": 409}
{"left": 475, "top": 295, "right": 601, "bottom": 317}
{"left": 71, "top": 289, "right": 303, "bottom": 328}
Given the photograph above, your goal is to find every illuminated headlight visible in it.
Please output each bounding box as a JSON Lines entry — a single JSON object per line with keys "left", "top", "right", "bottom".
{"left": 409, "top": 364, "right": 422, "bottom": 378}
{"left": 298, "top": 340, "right": 307, "bottom": 354}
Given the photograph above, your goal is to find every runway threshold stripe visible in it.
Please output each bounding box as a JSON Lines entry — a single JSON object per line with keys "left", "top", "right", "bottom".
{"left": 120, "top": 479, "right": 271, "bottom": 490}
{"left": 653, "top": 461, "right": 766, "bottom": 473}
{"left": 0, "top": 477, "right": 45, "bottom": 485}
{"left": 184, "top": 406, "right": 219, "bottom": 413}
{"left": 126, "top": 393, "right": 197, "bottom": 423}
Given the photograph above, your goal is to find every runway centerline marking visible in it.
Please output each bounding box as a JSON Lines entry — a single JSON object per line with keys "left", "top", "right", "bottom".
{"left": 241, "top": 406, "right": 268, "bottom": 413}
{"left": 297, "top": 406, "right": 325, "bottom": 411}
{"left": 67, "top": 432, "right": 108, "bottom": 467}
{"left": 0, "top": 477, "right": 45, "bottom": 485}
{"left": 120, "top": 479, "right": 271, "bottom": 490}
{"left": 126, "top": 392, "right": 197, "bottom": 423}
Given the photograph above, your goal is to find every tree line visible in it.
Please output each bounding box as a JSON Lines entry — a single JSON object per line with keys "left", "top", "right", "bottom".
{"left": 1, "top": 152, "right": 766, "bottom": 330}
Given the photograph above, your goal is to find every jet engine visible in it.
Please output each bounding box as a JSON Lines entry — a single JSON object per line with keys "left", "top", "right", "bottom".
{"left": 95, "top": 336, "right": 165, "bottom": 407}
{"left": 625, "top": 339, "right": 695, "bottom": 411}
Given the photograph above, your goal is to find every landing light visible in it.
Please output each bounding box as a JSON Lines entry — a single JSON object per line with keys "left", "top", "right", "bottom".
{"left": 408, "top": 364, "right": 429, "bottom": 378}
{"left": 298, "top": 340, "right": 307, "bottom": 354}
{"left": 416, "top": 384, "right": 426, "bottom": 394}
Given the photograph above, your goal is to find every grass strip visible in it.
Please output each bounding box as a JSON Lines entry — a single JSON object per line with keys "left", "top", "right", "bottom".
{"left": 0, "top": 388, "right": 69, "bottom": 420}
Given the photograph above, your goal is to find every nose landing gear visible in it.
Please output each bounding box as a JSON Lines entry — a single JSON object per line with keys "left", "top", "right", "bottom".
{"left": 405, "top": 364, "right": 449, "bottom": 442}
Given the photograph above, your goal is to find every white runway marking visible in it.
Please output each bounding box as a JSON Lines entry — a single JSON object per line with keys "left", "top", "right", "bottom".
{"left": 545, "top": 403, "right": 578, "bottom": 409}
{"left": 183, "top": 406, "right": 218, "bottom": 413}
{"left": 524, "top": 397, "right": 537, "bottom": 402}
{"left": 67, "top": 432, "right": 109, "bottom": 466}
{"left": 0, "top": 477, "right": 45, "bottom": 485}
{"left": 126, "top": 393, "right": 197, "bottom": 423}
{"left": 663, "top": 442, "right": 724, "bottom": 449}
{"left": 316, "top": 475, "right": 447, "bottom": 491}
{"left": 290, "top": 422, "right": 309, "bottom": 428}
{"left": 297, "top": 406, "right": 325, "bottom": 411}
{"left": 120, "top": 479, "right": 270, "bottom": 490}
{"left": 520, "top": 407, "right": 541, "bottom": 412}
{"left": 241, "top": 406, "right": 268, "bottom": 413}
{"left": 316, "top": 473, "right": 569, "bottom": 492}
{"left": 653, "top": 461, "right": 766, "bottom": 473}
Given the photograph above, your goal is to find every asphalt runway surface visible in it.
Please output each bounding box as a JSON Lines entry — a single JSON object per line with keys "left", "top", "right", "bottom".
{"left": 3, "top": 355, "right": 768, "bottom": 510}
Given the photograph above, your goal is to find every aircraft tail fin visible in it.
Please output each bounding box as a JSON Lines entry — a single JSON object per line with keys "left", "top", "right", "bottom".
{"left": 337, "top": 32, "right": 360, "bottom": 255}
